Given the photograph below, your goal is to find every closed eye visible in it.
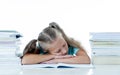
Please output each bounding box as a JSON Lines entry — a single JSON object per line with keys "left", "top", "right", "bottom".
{"left": 63, "top": 44, "right": 66, "bottom": 47}
{"left": 56, "top": 49, "right": 61, "bottom": 53}
{"left": 56, "top": 44, "right": 66, "bottom": 53}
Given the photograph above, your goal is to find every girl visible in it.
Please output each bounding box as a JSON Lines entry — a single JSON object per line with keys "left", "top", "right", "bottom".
{"left": 21, "top": 22, "right": 90, "bottom": 65}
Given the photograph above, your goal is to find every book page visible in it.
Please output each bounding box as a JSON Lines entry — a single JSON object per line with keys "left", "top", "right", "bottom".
{"left": 22, "top": 64, "right": 58, "bottom": 68}
{"left": 22, "top": 63, "right": 94, "bottom": 68}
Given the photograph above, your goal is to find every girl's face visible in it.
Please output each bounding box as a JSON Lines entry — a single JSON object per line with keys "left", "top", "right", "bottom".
{"left": 46, "top": 37, "right": 68, "bottom": 55}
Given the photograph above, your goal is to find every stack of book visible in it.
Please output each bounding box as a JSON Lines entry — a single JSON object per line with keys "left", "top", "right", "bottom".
{"left": 89, "top": 32, "right": 120, "bottom": 65}
{"left": 0, "top": 30, "right": 22, "bottom": 65}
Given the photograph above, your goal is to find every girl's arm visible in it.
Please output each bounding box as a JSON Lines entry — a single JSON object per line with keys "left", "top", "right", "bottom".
{"left": 21, "top": 54, "right": 55, "bottom": 65}
{"left": 58, "top": 50, "right": 90, "bottom": 64}
{"left": 42, "top": 50, "right": 90, "bottom": 64}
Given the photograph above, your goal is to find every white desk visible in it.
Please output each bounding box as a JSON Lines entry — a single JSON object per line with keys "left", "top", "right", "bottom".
{"left": 21, "top": 65, "right": 120, "bottom": 75}
{"left": 0, "top": 63, "right": 120, "bottom": 75}
{"left": 0, "top": 55, "right": 120, "bottom": 75}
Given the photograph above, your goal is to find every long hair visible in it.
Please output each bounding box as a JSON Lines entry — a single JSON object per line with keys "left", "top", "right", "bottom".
{"left": 49, "top": 22, "right": 84, "bottom": 50}
{"left": 21, "top": 39, "right": 40, "bottom": 58}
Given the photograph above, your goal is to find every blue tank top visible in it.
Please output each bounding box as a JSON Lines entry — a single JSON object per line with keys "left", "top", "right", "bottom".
{"left": 68, "top": 46, "right": 79, "bottom": 56}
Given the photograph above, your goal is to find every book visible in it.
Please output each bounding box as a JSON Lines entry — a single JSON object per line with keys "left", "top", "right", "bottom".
{"left": 89, "top": 32, "right": 120, "bottom": 41}
{"left": 90, "top": 41, "right": 120, "bottom": 48}
{"left": 90, "top": 45, "right": 120, "bottom": 48}
{"left": 92, "top": 49, "right": 120, "bottom": 56}
{"left": 0, "top": 30, "right": 22, "bottom": 38}
{"left": 90, "top": 41, "right": 120, "bottom": 45}
{"left": 92, "top": 55, "right": 120, "bottom": 65}
{"left": 22, "top": 63, "right": 94, "bottom": 68}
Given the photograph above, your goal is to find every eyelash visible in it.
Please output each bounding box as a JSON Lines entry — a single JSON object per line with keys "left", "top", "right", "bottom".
{"left": 56, "top": 44, "right": 66, "bottom": 53}
{"left": 63, "top": 44, "right": 66, "bottom": 47}
{"left": 57, "top": 49, "right": 61, "bottom": 53}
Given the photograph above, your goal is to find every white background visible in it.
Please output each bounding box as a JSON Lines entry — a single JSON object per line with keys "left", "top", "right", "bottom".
{"left": 0, "top": 0, "right": 120, "bottom": 54}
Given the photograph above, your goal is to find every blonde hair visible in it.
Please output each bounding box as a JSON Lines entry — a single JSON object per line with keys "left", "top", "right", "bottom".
{"left": 49, "top": 22, "right": 84, "bottom": 49}
{"left": 37, "top": 27, "right": 62, "bottom": 49}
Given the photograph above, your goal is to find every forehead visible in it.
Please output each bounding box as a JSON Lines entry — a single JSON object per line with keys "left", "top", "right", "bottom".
{"left": 47, "top": 37, "right": 66, "bottom": 50}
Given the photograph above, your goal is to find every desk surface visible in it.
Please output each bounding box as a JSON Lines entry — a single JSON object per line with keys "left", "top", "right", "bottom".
{"left": 0, "top": 61, "right": 120, "bottom": 75}
{"left": 0, "top": 55, "right": 120, "bottom": 75}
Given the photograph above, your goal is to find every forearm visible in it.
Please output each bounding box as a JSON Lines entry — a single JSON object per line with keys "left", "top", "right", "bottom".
{"left": 21, "top": 54, "right": 55, "bottom": 65}
{"left": 56, "top": 56, "right": 90, "bottom": 64}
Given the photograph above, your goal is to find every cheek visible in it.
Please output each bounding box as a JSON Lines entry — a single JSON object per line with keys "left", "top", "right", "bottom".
{"left": 48, "top": 49, "right": 58, "bottom": 55}
{"left": 65, "top": 45, "right": 68, "bottom": 52}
